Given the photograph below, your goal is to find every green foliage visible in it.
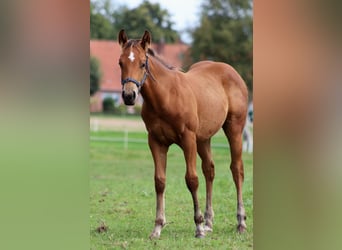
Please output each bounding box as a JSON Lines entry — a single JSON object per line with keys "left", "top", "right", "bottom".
{"left": 90, "top": 56, "right": 102, "bottom": 96}
{"left": 90, "top": 1, "right": 115, "bottom": 39}
{"left": 113, "top": 1, "right": 180, "bottom": 43}
{"left": 90, "top": 12, "right": 115, "bottom": 39}
{"left": 190, "top": 0, "right": 253, "bottom": 91}
{"left": 91, "top": 0, "right": 180, "bottom": 43}
{"left": 90, "top": 129, "right": 253, "bottom": 249}
{"left": 102, "top": 97, "right": 115, "bottom": 112}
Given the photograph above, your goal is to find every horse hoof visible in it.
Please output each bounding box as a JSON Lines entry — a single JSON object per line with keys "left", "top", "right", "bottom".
{"left": 195, "top": 230, "right": 206, "bottom": 238}
{"left": 195, "top": 233, "right": 205, "bottom": 238}
{"left": 149, "top": 232, "right": 160, "bottom": 240}
{"left": 203, "top": 225, "right": 213, "bottom": 233}
{"left": 237, "top": 224, "right": 246, "bottom": 233}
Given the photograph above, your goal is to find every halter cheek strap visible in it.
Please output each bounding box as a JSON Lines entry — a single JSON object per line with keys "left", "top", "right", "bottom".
{"left": 121, "top": 57, "right": 149, "bottom": 89}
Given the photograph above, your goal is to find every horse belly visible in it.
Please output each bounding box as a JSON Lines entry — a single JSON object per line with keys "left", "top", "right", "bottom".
{"left": 196, "top": 95, "right": 228, "bottom": 140}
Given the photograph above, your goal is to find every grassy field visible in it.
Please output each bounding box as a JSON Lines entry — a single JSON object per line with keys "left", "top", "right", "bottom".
{"left": 90, "top": 129, "right": 253, "bottom": 249}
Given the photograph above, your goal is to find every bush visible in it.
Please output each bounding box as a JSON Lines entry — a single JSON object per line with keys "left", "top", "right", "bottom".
{"left": 102, "top": 97, "right": 115, "bottom": 113}
{"left": 90, "top": 56, "right": 102, "bottom": 96}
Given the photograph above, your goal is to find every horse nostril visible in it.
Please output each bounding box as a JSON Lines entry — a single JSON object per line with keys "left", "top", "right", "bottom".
{"left": 127, "top": 93, "right": 133, "bottom": 101}
{"left": 127, "top": 92, "right": 135, "bottom": 101}
{"left": 122, "top": 90, "right": 136, "bottom": 105}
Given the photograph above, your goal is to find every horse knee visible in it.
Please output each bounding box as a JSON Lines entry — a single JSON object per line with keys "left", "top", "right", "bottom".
{"left": 154, "top": 176, "right": 165, "bottom": 193}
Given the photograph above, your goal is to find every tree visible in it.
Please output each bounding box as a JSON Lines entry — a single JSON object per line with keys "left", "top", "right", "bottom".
{"left": 90, "top": 56, "right": 102, "bottom": 96}
{"left": 90, "top": 1, "right": 115, "bottom": 39}
{"left": 90, "top": 0, "right": 180, "bottom": 42}
{"left": 112, "top": 1, "right": 180, "bottom": 43}
{"left": 189, "top": 0, "right": 253, "bottom": 91}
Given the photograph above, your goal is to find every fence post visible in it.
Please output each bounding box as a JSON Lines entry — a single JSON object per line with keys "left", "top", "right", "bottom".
{"left": 91, "top": 119, "right": 99, "bottom": 132}
{"left": 124, "top": 129, "right": 128, "bottom": 150}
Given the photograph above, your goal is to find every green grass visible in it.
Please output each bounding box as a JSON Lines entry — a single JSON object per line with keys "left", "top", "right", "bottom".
{"left": 90, "top": 130, "right": 253, "bottom": 249}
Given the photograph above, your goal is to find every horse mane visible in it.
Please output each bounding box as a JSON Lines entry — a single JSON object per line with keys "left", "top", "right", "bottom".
{"left": 147, "top": 48, "right": 178, "bottom": 71}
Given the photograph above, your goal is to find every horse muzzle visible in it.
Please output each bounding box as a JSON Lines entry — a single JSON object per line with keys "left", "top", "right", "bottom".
{"left": 122, "top": 90, "right": 137, "bottom": 106}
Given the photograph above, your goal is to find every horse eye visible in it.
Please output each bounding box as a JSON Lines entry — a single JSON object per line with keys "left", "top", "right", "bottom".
{"left": 140, "top": 63, "right": 145, "bottom": 68}
{"left": 118, "top": 61, "right": 123, "bottom": 68}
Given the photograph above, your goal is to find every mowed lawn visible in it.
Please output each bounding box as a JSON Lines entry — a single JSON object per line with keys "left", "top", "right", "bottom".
{"left": 90, "top": 129, "right": 253, "bottom": 249}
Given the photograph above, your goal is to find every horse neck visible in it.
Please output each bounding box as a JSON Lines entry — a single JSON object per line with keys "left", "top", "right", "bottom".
{"left": 141, "top": 56, "right": 176, "bottom": 111}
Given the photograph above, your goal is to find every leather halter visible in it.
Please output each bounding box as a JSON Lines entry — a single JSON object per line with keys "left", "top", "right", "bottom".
{"left": 121, "top": 56, "right": 149, "bottom": 89}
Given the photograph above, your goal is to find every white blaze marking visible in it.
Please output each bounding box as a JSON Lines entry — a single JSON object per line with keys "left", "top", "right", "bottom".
{"left": 128, "top": 51, "right": 135, "bottom": 62}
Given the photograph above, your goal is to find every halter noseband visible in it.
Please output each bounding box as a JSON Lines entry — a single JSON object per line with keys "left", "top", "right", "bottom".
{"left": 121, "top": 56, "right": 149, "bottom": 89}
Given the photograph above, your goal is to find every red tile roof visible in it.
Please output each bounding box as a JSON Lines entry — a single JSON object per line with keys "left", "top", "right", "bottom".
{"left": 90, "top": 40, "right": 189, "bottom": 92}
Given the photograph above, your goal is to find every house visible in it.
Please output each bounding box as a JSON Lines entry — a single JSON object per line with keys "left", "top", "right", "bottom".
{"left": 90, "top": 40, "right": 189, "bottom": 112}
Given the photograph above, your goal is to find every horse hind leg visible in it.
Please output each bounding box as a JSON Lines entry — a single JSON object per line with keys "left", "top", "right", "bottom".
{"left": 197, "top": 139, "right": 215, "bottom": 233}
{"left": 182, "top": 131, "right": 205, "bottom": 238}
{"left": 222, "top": 116, "right": 247, "bottom": 233}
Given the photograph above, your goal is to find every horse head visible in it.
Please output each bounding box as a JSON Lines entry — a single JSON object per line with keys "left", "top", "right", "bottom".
{"left": 118, "top": 29, "right": 151, "bottom": 105}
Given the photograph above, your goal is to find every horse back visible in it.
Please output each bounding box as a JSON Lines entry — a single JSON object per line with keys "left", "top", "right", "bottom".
{"left": 188, "top": 61, "right": 247, "bottom": 95}
{"left": 188, "top": 61, "right": 248, "bottom": 112}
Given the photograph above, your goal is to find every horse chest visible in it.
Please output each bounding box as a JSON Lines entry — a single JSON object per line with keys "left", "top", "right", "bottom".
{"left": 145, "top": 117, "right": 184, "bottom": 145}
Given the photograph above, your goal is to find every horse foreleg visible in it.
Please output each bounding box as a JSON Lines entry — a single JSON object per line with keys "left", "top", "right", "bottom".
{"left": 182, "top": 131, "right": 205, "bottom": 238}
{"left": 148, "top": 135, "right": 168, "bottom": 239}
{"left": 197, "top": 140, "right": 215, "bottom": 233}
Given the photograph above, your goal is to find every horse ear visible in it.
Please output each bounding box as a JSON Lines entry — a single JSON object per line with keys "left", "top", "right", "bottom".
{"left": 118, "top": 29, "right": 128, "bottom": 48}
{"left": 141, "top": 30, "right": 151, "bottom": 51}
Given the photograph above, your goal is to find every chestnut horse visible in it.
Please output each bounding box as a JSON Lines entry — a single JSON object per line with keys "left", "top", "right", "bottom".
{"left": 118, "top": 30, "right": 248, "bottom": 239}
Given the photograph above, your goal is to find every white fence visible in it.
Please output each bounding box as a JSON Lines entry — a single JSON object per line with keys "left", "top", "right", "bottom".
{"left": 90, "top": 118, "right": 253, "bottom": 152}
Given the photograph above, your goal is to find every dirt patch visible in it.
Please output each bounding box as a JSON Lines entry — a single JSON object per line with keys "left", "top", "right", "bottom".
{"left": 96, "top": 221, "right": 108, "bottom": 233}
{"left": 90, "top": 116, "right": 146, "bottom": 131}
